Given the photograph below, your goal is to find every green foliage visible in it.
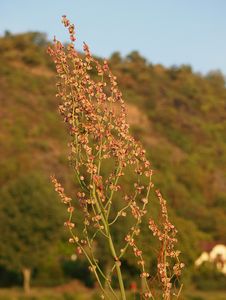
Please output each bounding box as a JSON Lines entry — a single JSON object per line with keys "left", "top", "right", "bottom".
{"left": 62, "top": 260, "right": 94, "bottom": 288}
{"left": 0, "top": 32, "right": 225, "bottom": 289}
{"left": 0, "top": 172, "right": 64, "bottom": 271}
{"left": 0, "top": 32, "right": 49, "bottom": 67}
{"left": 192, "top": 263, "right": 226, "bottom": 290}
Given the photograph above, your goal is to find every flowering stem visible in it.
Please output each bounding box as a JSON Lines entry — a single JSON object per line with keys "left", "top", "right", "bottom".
{"left": 92, "top": 188, "right": 127, "bottom": 299}
{"left": 106, "top": 230, "right": 126, "bottom": 300}
{"left": 49, "top": 16, "right": 183, "bottom": 300}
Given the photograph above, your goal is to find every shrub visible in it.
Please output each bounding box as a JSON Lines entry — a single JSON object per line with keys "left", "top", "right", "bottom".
{"left": 192, "top": 263, "right": 226, "bottom": 291}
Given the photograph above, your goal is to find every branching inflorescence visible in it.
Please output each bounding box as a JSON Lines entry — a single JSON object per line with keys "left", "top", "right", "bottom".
{"left": 48, "top": 16, "right": 183, "bottom": 300}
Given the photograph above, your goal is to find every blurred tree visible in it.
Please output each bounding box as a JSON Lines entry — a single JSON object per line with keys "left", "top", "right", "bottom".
{"left": 126, "top": 51, "right": 147, "bottom": 65}
{"left": 4, "top": 30, "right": 11, "bottom": 37}
{"left": 0, "top": 172, "right": 64, "bottom": 293}
{"left": 110, "top": 51, "right": 122, "bottom": 65}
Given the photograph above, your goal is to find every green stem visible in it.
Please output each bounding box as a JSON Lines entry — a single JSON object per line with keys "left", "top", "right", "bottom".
{"left": 92, "top": 188, "right": 127, "bottom": 300}
{"left": 108, "top": 233, "right": 127, "bottom": 300}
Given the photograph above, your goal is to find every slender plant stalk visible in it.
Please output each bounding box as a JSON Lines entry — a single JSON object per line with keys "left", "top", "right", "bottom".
{"left": 49, "top": 15, "right": 184, "bottom": 300}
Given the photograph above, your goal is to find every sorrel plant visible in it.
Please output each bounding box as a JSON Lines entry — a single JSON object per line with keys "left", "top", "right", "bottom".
{"left": 48, "top": 16, "right": 184, "bottom": 300}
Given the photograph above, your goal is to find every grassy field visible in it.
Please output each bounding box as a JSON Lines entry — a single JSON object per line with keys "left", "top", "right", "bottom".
{"left": 0, "top": 285, "right": 225, "bottom": 300}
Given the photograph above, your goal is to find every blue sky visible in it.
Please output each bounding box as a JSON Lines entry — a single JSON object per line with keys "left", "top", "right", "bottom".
{"left": 1, "top": 0, "right": 226, "bottom": 74}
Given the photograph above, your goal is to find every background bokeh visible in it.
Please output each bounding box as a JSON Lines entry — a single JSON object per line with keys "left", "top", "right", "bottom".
{"left": 0, "top": 1, "right": 225, "bottom": 300}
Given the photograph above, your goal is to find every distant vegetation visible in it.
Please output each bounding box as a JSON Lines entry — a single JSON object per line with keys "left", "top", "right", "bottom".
{"left": 0, "top": 32, "right": 225, "bottom": 294}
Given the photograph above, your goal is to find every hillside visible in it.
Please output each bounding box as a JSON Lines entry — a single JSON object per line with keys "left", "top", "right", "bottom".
{"left": 0, "top": 32, "right": 226, "bottom": 282}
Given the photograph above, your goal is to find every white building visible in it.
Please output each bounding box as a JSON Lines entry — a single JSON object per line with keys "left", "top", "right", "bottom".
{"left": 195, "top": 244, "right": 226, "bottom": 274}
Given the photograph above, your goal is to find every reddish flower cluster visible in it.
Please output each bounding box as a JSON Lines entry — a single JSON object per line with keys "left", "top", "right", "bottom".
{"left": 51, "top": 175, "right": 72, "bottom": 204}
{"left": 149, "top": 190, "right": 184, "bottom": 299}
{"left": 48, "top": 16, "right": 183, "bottom": 300}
